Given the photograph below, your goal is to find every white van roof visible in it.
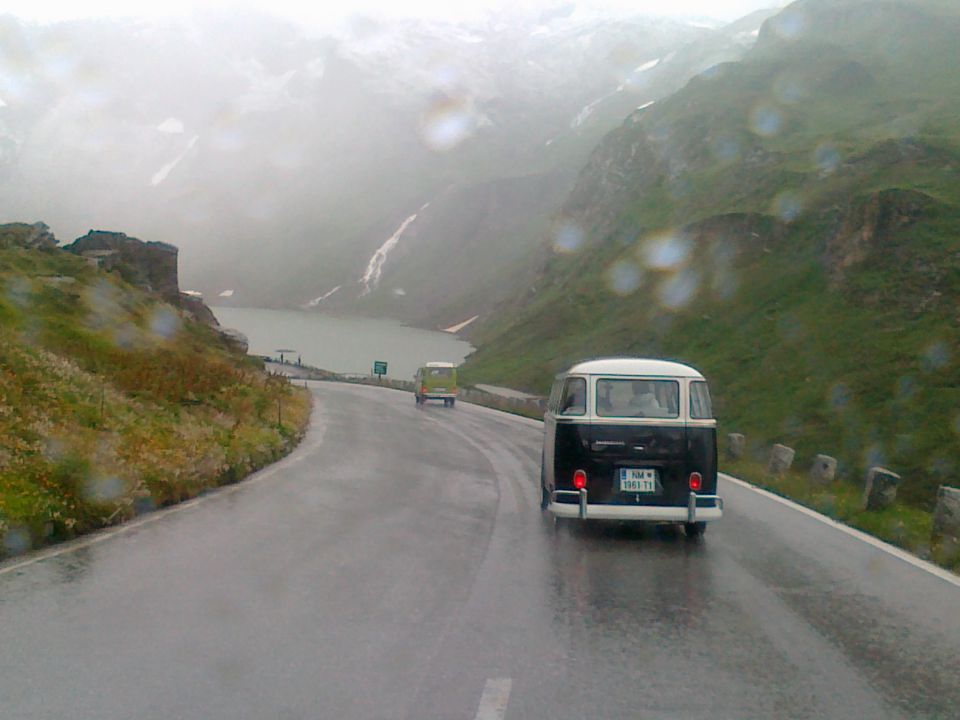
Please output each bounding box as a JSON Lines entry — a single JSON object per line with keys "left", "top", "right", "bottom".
{"left": 564, "top": 357, "right": 705, "bottom": 379}
{"left": 425, "top": 362, "right": 456, "bottom": 368}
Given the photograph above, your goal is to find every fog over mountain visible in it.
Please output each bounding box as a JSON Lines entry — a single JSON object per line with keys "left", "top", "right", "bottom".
{"left": 0, "top": 4, "right": 774, "bottom": 321}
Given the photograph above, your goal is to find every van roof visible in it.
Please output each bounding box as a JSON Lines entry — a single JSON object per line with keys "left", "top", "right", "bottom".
{"left": 424, "top": 362, "right": 456, "bottom": 368}
{"left": 564, "top": 357, "right": 705, "bottom": 378}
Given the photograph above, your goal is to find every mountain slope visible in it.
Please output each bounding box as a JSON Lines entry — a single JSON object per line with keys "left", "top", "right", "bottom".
{"left": 464, "top": 0, "right": 960, "bottom": 510}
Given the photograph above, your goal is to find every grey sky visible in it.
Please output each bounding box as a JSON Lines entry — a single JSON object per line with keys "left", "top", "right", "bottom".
{"left": 5, "top": 0, "right": 787, "bottom": 27}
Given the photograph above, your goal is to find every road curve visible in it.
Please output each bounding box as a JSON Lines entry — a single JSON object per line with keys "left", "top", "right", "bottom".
{"left": 1, "top": 382, "right": 957, "bottom": 720}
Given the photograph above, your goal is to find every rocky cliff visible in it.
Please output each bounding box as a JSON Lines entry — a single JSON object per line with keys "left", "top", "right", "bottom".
{"left": 65, "top": 231, "right": 180, "bottom": 306}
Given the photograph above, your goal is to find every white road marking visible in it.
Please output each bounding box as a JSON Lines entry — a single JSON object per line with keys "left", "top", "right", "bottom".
{"left": 721, "top": 473, "right": 960, "bottom": 588}
{"left": 474, "top": 678, "right": 512, "bottom": 720}
{"left": 0, "top": 401, "right": 328, "bottom": 577}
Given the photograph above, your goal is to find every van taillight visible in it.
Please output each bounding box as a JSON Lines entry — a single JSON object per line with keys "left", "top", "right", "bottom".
{"left": 689, "top": 472, "right": 703, "bottom": 491}
{"left": 421, "top": 386, "right": 427, "bottom": 394}
{"left": 573, "top": 470, "right": 587, "bottom": 490}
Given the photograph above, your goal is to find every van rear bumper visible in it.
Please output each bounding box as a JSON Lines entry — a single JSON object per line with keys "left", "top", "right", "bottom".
{"left": 549, "top": 490, "right": 723, "bottom": 522}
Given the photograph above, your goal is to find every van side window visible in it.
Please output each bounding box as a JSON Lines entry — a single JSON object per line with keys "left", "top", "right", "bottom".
{"left": 548, "top": 380, "right": 563, "bottom": 413}
{"left": 690, "top": 381, "right": 713, "bottom": 419}
{"left": 559, "top": 377, "right": 586, "bottom": 416}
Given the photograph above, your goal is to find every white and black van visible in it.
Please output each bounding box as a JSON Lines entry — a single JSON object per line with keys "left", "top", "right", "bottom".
{"left": 540, "top": 358, "right": 722, "bottom": 537}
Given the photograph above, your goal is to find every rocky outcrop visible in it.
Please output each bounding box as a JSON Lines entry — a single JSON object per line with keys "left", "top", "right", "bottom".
{"left": 0, "top": 222, "right": 58, "bottom": 250}
{"left": 218, "top": 328, "right": 249, "bottom": 354}
{"left": 560, "top": 126, "right": 665, "bottom": 239}
{"left": 825, "top": 188, "right": 935, "bottom": 283}
{"left": 179, "top": 293, "right": 219, "bottom": 327}
{"left": 65, "top": 231, "right": 180, "bottom": 305}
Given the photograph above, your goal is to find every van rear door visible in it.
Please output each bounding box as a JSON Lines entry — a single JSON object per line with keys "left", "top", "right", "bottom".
{"left": 587, "top": 378, "right": 688, "bottom": 506}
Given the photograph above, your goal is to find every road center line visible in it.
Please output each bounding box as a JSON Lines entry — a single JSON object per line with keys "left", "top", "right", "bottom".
{"left": 474, "top": 678, "right": 512, "bottom": 720}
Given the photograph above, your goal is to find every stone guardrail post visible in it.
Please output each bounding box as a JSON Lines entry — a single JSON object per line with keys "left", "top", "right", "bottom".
{"left": 727, "top": 433, "right": 745, "bottom": 460}
{"left": 810, "top": 454, "right": 837, "bottom": 485}
{"left": 767, "top": 443, "right": 795, "bottom": 477}
{"left": 862, "top": 467, "right": 901, "bottom": 511}
{"left": 932, "top": 485, "right": 960, "bottom": 548}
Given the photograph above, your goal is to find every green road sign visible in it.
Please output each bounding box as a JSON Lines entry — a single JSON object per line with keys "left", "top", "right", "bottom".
{"left": 373, "top": 361, "right": 387, "bottom": 376}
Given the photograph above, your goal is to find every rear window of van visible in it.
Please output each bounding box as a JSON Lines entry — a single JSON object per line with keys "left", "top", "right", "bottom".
{"left": 596, "top": 379, "right": 679, "bottom": 418}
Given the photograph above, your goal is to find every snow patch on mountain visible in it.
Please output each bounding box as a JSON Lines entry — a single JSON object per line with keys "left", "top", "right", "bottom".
{"left": 360, "top": 211, "right": 422, "bottom": 294}
{"left": 304, "top": 285, "right": 342, "bottom": 308}
{"left": 150, "top": 135, "right": 198, "bottom": 186}
{"left": 636, "top": 57, "right": 661, "bottom": 72}
{"left": 442, "top": 315, "right": 479, "bottom": 333}
{"left": 572, "top": 96, "right": 609, "bottom": 128}
{"left": 157, "top": 117, "right": 184, "bottom": 134}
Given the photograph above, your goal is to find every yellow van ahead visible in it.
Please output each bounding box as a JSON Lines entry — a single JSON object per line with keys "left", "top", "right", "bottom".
{"left": 414, "top": 362, "right": 458, "bottom": 407}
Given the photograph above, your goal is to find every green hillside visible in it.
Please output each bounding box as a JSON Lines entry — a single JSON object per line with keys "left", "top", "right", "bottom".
{"left": 465, "top": 0, "right": 960, "bottom": 513}
{"left": 0, "top": 229, "right": 311, "bottom": 558}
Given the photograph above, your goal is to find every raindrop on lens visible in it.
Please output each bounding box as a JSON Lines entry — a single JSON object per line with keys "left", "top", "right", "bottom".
{"left": 5, "top": 277, "right": 32, "bottom": 307}
{"left": 864, "top": 443, "right": 885, "bottom": 468}
{"left": 150, "top": 308, "right": 181, "bottom": 339}
{"left": 750, "top": 104, "right": 783, "bottom": 137}
{"left": 771, "top": 9, "right": 806, "bottom": 40}
{"left": 641, "top": 233, "right": 691, "bottom": 270}
{"left": 814, "top": 143, "right": 841, "bottom": 174}
{"left": 553, "top": 223, "right": 584, "bottom": 254}
{"left": 929, "top": 457, "right": 954, "bottom": 477}
{"left": 773, "top": 75, "right": 806, "bottom": 104}
{"left": 658, "top": 270, "right": 699, "bottom": 310}
{"left": 773, "top": 191, "right": 803, "bottom": 222}
{"left": 922, "top": 341, "right": 950, "bottom": 371}
{"left": 420, "top": 97, "right": 476, "bottom": 152}
{"left": 2, "top": 526, "right": 31, "bottom": 555}
{"left": 607, "top": 261, "right": 641, "bottom": 296}
{"left": 713, "top": 135, "right": 741, "bottom": 162}
{"left": 829, "top": 383, "right": 850, "bottom": 410}
{"left": 84, "top": 475, "right": 125, "bottom": 504}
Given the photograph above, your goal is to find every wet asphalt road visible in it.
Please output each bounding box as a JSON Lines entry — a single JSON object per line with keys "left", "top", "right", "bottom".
{"left": 1, "top": 382, "right": 958, "bottom": 720}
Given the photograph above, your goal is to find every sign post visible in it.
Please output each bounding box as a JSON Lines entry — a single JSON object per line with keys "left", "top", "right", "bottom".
{"left": 373, "top": 361, "right": 387, "bottom": 381}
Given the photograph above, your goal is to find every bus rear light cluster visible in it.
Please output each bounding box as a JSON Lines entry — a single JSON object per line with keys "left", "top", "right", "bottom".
{"left": 573, "top": 469, "right": 588, "bottom": 490}
{"left": 689, "top": 472, "right": 703, "bottom": 491}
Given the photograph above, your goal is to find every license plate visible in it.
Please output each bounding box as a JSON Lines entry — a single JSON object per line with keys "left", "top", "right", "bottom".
{"left": 619, "top": 468, "right": 658, "bottom": 493}
{"left": 434, "top": 387, "right": 446, "bottom": 392}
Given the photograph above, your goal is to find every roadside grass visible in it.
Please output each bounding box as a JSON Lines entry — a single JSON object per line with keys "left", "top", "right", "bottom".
{"left": 0, "top": 245, "right": 311, "bottom": 559}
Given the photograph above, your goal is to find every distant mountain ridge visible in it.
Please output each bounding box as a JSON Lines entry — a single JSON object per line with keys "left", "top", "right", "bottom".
{"left": 0, "top": 7, "right": 774, "bottom": 320}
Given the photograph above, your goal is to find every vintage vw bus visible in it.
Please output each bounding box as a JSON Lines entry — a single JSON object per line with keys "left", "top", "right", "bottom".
{"left": 414, "top": 362, "right": 458, "bottom": 407}
{"left": 540, "top": 358, "right": 722, "bottom": 536}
